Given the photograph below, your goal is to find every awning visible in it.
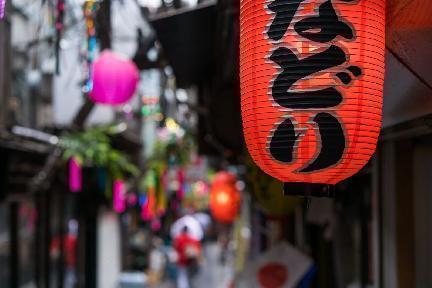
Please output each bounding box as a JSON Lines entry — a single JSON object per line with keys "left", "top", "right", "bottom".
{"left": 384, "top": 0, "right": 432, "bottom": 127}
{"left": 150, "top": 1, "right": 217, "bottom": 88}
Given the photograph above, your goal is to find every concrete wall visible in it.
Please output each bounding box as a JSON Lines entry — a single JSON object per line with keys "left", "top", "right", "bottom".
{"left": 97, "top": 210, "right": 122, "bottom": 288}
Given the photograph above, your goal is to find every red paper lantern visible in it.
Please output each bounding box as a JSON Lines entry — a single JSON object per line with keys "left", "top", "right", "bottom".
{"left": 212, "top": 171, "right": 237, "bottom": 187}
{"left": 209, "top": 183, "right": 241, "bottom": 223}
{"left": 90, "top": 51, "right": 139, "bottom": 105}
{"left": 240, "top": 0, "right": 385, "bottom": 186}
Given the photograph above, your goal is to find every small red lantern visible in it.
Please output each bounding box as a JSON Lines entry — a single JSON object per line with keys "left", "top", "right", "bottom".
{"left": 209, "top": 183, "right": 241, "bottom": 224}
{"left": 212, "top": 171, "right": 237, "bottom": 187}
{"left": 240, "top": 0, "right": 385, "bottom": 187}
{"left": 90, "top": 51, "right": 139, "bottom": 105}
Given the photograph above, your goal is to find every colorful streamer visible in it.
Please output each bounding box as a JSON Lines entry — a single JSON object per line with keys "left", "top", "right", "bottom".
{"left": 83, "top": 1, "right": 98, "bottom": 93}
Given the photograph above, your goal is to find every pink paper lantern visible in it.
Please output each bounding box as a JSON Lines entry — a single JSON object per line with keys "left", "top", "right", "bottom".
{"left": 113, "top": 179, "right": 126, "bottom": 213}
{"left": 90, "top": 51, "right": 139, "bottom": 105}
{"left": 69, "top": 157, "right": 82, "bottom": 192}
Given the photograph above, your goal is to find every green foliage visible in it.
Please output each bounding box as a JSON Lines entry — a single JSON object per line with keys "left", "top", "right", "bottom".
{"left": 147, "top": 131, "right": 195, "bottom": 168}
{"left": 59, "top": 125, "right": 139, "bottom": 179}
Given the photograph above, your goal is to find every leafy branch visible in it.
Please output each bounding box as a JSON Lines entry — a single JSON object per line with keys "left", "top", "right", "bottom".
{"left": 59, "top": 125, "right": 139, "bottom": 179}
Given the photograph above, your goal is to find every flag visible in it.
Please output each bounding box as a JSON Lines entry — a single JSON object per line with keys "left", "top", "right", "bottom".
{"left": 238, "top": 242, "right": 313, "bottom": 288}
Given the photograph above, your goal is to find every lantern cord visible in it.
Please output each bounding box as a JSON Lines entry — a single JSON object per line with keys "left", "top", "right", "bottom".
{"left": 386, "top": 46, "right": 432, "bottom": 91}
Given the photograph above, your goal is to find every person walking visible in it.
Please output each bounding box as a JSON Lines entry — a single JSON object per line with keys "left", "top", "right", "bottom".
{"left": 173, "top": 226, "right": 202, "bottom": 288}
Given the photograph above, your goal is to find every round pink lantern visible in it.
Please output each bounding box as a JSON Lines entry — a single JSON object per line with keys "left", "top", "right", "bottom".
{"left": 90, "top": 51, "right": 139, "bottom": 105}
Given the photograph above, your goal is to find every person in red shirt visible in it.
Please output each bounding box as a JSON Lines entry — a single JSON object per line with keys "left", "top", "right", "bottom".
{"left": 50, "top": 233, "right": 78, "bottom": 288}
{"left": 173, "top": 226, "right": 202, "bottom": 288}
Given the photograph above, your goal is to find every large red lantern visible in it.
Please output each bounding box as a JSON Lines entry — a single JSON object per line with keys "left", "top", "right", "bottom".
{"left": 240, "top": 0, "right": 385, "bottom": 188}
{"left": 90, "top": 51, "right": 139, "bottom": 105}
{"left": 210, "top": 181, "right": 241, "bottom": 224}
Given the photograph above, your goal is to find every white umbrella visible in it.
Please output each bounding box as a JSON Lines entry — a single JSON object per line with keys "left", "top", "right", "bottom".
{"left": 192, "top": 212, "right": 212, "bottom": 230}
{"left": 170, "top": 215, "right": 204, "bottom": 240}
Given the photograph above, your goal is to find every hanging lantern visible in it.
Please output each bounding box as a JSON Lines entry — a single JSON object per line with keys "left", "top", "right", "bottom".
{"left": 212, "top": 171, "right": 237, "bottom": 187}
{"left": 68, "top": 157, "right": 82, "bottom": 193}
{"left": 113, "top": 179, "right": 126, "bottom": 213}
{"left": 240, "top": 0, "right": 385, "bottom": 189}
{"left": 90, "top": 51, "right": 139, "bottom": 105}
{"left": 209, "top": 183, "right": 241, "bottom": 223}
{"left": 140, "top": 195, "right": 152, "bottom": 221}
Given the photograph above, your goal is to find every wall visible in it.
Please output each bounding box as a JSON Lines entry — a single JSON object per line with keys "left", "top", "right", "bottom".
{"left": 97, "top": 210, "right": 121, "bottom": 288}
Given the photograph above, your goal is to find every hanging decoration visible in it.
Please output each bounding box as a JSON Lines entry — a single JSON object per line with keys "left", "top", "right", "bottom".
{"left": 240, "top": 0, "right": 385, "bottom": 188}
{"left": 154, "top": 165, "right": 168, "bottom": 216}
{"left": 209, "top": 184, "right": 241, "bottom": 223}
{"left": 183, "top": 180, "right": 210, "bottom": 211}
{"left": 139, "top": 168, "right": 165, "bottom": 221}
{"left": 209, "top": 172, "right": 241, "bottom": 223}
{"left": 140, "top": 194, "right": 152, "bottom": 221}
{"left": 113, "top": 179, "right": 126, "bottom": 213}
{"left": 0, "top": 0, "right": 6, "bottom": 20}
{"left": 141, "top": 95, "right": 161, "bottom": 119}
{"left": 69, "top": 157, "right": 82, "bottom": 193}
{"left": 60, "top": 125, "right": 139, "bottom": 182}
{"left": 212, "top": 171, "right": 237, "bottom": 187}
{"left": 90, "top": 51, "right": 139, "bottom": 105}
{"left": 83, "top": 0, "right": 99, "bottom": 94}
